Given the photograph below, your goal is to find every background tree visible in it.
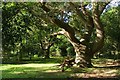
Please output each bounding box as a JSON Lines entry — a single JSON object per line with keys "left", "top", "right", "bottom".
{"left": 100, "top": 6, "right": 120, "bottom": 59}
{"left": 2, "top": 2, "right": 60, "bottom": 60}
{"left": 2, "top": 3, "right": 33, "bottom": 61}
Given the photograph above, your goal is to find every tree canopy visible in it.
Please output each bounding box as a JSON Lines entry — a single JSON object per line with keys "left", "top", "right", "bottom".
{"left": 2, "top": 1, "right": 120, "bottom": 67}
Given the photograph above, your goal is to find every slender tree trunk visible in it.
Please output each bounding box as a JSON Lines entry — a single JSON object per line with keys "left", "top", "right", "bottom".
{"left": 29, "top": 53, "right": 32, "bottom": 60}
{"left": 17, "top": 52, "right": 22, "bottom": 61}
{"left": 19, "top": 53, "right": 22, "bottom": 61}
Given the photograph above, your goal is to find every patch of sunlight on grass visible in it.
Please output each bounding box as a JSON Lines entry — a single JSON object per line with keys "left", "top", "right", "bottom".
{"left": 2, "top": 63, "right": 61, "bottom": 78}
{"left": 2, "top": 63, "right": 119, "bottom": 78}
{"left": 44, "top": 70, "right": 59, "bottom": 72}
{"left": 105, "top": 70, "right": 117, "bottom": 74}
{"left": 12, "top": 71, "right": 23, "bottom": 74}
{"left": 20, "top": 63, "right": 59, "bottom": 67}
{"left": 1, "top": 63, "right": 59, "bottom": 70}
{"left": 0, "top": 65, "right": 14, "bottom": 70}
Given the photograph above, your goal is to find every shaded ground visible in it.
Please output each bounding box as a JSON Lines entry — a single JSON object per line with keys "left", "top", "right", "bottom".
{"left": 2, "top": 57, "right": 64, "bottom": 64}
{"left": 1, "top": 58, "right": 120, "bottom": 79}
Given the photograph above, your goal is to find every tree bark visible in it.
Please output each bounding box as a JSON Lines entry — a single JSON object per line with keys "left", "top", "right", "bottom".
{"left": 40, "top": 40, "right": 54, "bottom": 59}
{"left": 68, "top": 39, "right": 93, "bottom": 67}
{"left": 91, "top": 2, "right": 105, "bottom": 55}
{"left": 40, "top": 3, "right": 108, "bottom": 67}
{"left": 44, "top": 49, "right": 50, "bottom": 59}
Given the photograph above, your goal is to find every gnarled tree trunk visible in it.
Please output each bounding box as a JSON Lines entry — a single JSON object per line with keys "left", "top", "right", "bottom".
{"left": 73, "top": 44, "right": 93, "bottom": 67}
{"left": 40, "top": 2, "right": 109, "bottom": 67}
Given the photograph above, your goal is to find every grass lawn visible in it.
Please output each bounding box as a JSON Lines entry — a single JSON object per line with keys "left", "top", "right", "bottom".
{"left": 1, "top": 58, "right": 120, "bottom": 79}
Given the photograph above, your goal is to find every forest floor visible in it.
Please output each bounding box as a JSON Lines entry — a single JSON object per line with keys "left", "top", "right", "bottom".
{"left": 1, "top": 58, "right": 120, "bottom": 79}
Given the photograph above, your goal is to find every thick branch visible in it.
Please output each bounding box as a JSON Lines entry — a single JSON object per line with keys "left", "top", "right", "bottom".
{"left": 53, "top": 19, "right": 75, "bottom": 35}
{"left": 92, "top": 2, "right": 110, "bottom": 17}
{"left": 50, "top": 30, "right": 65, "bottom": 36}
{"left": 41, "top": 4, "right": 81, "bottom": 45}
{"left": 69, "top": 2, "right": 87, "bottom": 25}
{"left": 41, "top": 4, "right": 50, "bottom": 12}
{"left": 69, "top": 2, "right": 92, "bottom": 27}
{"left": 99, "top": 2, "right": 110, "bottom": 15}
{"left": 40, "top": 4, "right": 75, "bottom": 35}
{"left": 92, "top": 3, "right": 106, "bottom": 54}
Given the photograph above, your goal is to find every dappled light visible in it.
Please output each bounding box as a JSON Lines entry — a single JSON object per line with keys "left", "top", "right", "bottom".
{"left": 1, "top": 59, "right": 120, "bottom": 78}
{"left": 2, "top": 1, "right": 120, "bottom": 79}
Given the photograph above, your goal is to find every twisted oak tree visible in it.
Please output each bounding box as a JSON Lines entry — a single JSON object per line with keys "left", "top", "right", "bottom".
{"left": 40, "top": 1, "right": 110, "bottom": 67}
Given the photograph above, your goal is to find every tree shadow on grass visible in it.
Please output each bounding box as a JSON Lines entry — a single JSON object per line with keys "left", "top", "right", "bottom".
{"left": 2, "top": 66, "right": 120, "bottom": 80}
{"left": 2, "top": 58, "right": 64, "bottom": 64}
{"left": 2, "top": 71, "right": 120, "bottom": 80}
{"left": 94, "top": 65, "right": 120, "bottom": 68}
{"left": 2, "top": 59, "right": 120, "bottom": 79}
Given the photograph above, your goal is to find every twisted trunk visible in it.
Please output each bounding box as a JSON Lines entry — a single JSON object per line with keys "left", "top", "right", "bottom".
{"left": 40, "top": 3, "right": 107, "bottom": 67}
{"left": 73, "top": 43, "right": 93, "bottom": 67}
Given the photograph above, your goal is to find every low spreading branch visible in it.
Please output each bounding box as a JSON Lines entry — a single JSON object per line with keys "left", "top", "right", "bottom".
{"left": 40, "top": 4, "right": 81, "bottom": 44}
{"left": 50, "top": 30, "right": 65, "bottom": 36}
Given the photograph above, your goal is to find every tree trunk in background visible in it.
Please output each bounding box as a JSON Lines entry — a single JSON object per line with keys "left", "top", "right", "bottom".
{"left": 44, "top": 49, "right": 50, "bottom": 59}
{"left": 19, "top": 53, "right": 22, "bottom": 61}
{"left": 17, "top": 52, "right": 22, "bottom": 61}
{"left": 41, "top": 42, "right": 53, "bottom": 59}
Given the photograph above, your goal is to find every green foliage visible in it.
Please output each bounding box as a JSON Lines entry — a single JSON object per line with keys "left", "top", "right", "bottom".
{"left": 2, "top": 2, "right": 61, "bottom": 59}
{"left": 103, "top": 7, "right": 120, "bottom": 43}
{"left": 100, "top": 6, "right": 120, "bottom": 59}
{"left": 2, "top": 2, "right": 120, "bottom": 61}
{"left": 2, "top": 3, "right": 33, "bottom": 54}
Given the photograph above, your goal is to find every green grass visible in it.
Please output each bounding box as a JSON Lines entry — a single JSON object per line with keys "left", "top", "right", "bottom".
{"left": 1, "top": 58, "right": 120, "bottom": 78}
{"left": 1, "top": 63, "right": 72, "bottom": 78}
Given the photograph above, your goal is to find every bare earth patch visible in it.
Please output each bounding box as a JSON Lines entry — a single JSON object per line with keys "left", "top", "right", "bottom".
{"left": 70, "top": 59, "right": 120, "bottom": 78}
{"left": 71, "top": 69, "right": 118, "bottom": 78}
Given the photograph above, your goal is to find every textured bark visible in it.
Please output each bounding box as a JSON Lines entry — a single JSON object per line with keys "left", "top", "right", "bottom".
{"left": 40, "top": 40, "right": 54, "bottom": 59}
{"left": 40, "top": 3, "right": 108, "bottom": 67}
{"left": 70, "top": 42, "right": 93, "bottom": 67}
{"left": 91, "top": 2, "right": 105, "bottom": 55}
